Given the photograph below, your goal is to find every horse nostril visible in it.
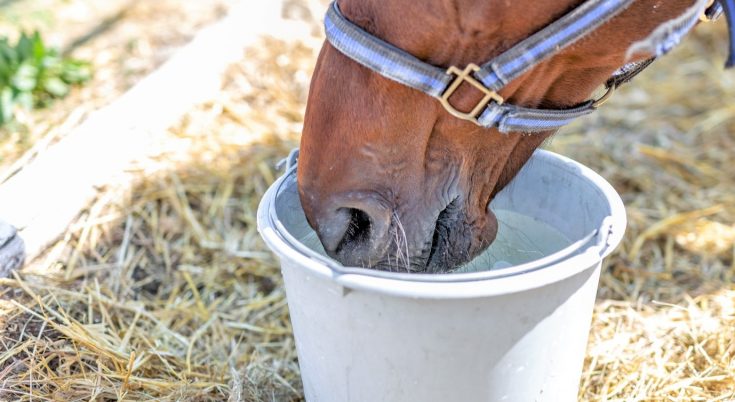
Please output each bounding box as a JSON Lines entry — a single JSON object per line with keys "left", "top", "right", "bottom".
{"left": 335, "top": 208, "right": 372, "bottom": 253}
{"left": 314, "top": 195, "right": 392, "bottom": 267}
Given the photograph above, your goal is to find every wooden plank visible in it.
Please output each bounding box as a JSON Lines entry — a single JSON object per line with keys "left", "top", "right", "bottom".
{"left": 0, "top": 1, "right": 284, "bottom": 266}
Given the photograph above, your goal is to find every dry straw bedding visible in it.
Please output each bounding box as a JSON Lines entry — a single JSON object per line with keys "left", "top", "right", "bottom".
{"left": 1, "top": 6, "right": 735, "bottom": 402}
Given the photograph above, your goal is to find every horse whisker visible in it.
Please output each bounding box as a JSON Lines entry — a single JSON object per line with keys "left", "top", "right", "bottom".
{"left": 392, "top": 212, "right": 411, "bottom": 272}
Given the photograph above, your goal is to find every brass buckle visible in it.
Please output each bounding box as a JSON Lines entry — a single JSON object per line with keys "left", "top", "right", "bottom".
{"left": 439, "top": 63, "right": 504, "bottom": 123}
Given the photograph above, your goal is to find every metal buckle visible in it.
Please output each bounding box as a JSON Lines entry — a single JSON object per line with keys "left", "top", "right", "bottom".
{"left": 439, "top": 63, "right": 504, "bottom": 123}
{"left": 591, "top": 84, "right": 616, "bottom": 108}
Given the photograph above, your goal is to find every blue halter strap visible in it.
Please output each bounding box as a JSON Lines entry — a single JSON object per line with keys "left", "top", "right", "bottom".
{"left": 324, "top": 0, "right": 719, "bottom": 133}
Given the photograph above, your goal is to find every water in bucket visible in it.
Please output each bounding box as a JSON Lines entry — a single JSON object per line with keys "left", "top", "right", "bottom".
{"left": 456, "top": 209, "right": 571, "bottom": 273}
{"left": 294, "top": 209, "right": 571, "bottom": 273}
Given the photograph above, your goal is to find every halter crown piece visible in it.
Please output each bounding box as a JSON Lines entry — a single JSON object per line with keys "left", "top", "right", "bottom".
{"left": 324, "top": 0, "right": 734, "bottom": 133}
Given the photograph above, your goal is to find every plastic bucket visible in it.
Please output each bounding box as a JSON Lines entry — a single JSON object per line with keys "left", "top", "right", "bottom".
{"left": 257, "top": 149, "right": 626, "bottom": 402}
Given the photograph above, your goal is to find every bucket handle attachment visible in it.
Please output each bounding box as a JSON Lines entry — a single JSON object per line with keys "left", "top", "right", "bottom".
{"left": 593, "top": 216, "right": 616, "bottom": 258}
{"left": 276, "top": 148, "right": 300, "bottom": 172}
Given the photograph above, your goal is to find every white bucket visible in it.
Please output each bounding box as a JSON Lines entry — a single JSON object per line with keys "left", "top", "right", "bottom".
{"left": 257, "top": 150, "right": 626, "bottom": 402}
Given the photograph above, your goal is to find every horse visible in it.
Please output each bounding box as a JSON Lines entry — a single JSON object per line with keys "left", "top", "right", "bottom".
{"left": 296, "top": 0, "right": 734, "bottom": 273}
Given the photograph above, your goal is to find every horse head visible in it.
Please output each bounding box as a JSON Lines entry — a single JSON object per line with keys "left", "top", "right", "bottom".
{"left": 297, "top": 0, "right": 726, "bottom": 272}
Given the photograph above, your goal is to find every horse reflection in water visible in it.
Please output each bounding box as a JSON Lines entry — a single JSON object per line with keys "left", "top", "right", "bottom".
{"left": 297, "top": 0, "right": 730, "bottom": 273}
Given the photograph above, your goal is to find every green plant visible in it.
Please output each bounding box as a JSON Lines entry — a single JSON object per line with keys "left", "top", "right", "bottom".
{"left": 0, "top": 31, "right": 91, "bottom": 126}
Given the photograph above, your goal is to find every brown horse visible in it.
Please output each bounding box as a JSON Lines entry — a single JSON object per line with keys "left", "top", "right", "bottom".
{"left": 297, "top": 0, "right": 715, "bottom": 273}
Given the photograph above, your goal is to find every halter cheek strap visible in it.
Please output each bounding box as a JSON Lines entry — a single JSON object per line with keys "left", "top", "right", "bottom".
{"left": 324, "top": 0, "right": 715, "bottom": 134}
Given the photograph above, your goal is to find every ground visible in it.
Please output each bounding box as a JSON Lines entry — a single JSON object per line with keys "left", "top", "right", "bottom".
{"left": 0, "top": 0, "right": 237, "bottom": 177}
{"left": 0, "top": 1, "right": 734, "bottom": 401}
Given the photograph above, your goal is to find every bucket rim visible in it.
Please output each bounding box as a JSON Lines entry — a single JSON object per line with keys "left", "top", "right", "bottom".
{"left": 257, "top": 149, "right": 627, "bottom": 298}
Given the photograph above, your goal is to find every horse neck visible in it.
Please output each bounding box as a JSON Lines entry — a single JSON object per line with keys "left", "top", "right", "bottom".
{"left": 337, "top": 0, "right": 583, "bottom": 66}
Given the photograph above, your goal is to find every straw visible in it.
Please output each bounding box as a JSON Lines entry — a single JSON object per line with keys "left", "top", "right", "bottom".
{"left": 2, "top": 2, "right": 735, "bottom": 400}
{"left": 0, "top": 34, "right": 315, "bottom": 401}
{"left": 554, "top": 19, "right": 735, "bottom": 401}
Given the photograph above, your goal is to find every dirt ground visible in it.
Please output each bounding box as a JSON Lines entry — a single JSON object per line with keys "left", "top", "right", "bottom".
{"left": 0, "top": 0, "right": 238, "bottom": 178}
{"left": 1, "top": 1, "right": 734, "bottom": 401}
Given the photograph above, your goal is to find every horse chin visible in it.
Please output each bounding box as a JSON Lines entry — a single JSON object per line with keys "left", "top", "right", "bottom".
{"left": 372, "top": 200, "right": 498, "bottom": 274}
{"left": 424, "top": 205, "right": 498, "bottom": 274}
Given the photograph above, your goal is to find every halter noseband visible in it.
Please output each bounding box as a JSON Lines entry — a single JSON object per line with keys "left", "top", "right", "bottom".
{"left": 324, "top": 0, "right": 732, "bottom": 134}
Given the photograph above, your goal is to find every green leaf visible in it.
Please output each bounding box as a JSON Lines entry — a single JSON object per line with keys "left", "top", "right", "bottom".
{"left": 0, "top": 40, "right": 17, "bottom": 68}
{"left": 61, "top": 61, "right": 92, "bottom": 84}
{"left": 31, "top": 31, "right": 46, "bottom": 61}
{"left": 42, "top": 76, "right": 68, "bottom": 97}
{"left": 16, "top": 32, "right": 33, "bottom": 61}
{"left": 0, "top": 31, "right": 92, "bottom": 127}
{"left": 0, "top": 57, "right": 9, "bottom": 86}
{"left": 11, "top": 63, "right": 38, "bottom": 92}
{"left": 0, "top": 87, "right": 13, "bottom": 124}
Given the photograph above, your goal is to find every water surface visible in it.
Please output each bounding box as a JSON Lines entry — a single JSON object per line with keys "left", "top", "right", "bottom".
{"left": 294, "top": 209, "right": 571, "bottom": 274}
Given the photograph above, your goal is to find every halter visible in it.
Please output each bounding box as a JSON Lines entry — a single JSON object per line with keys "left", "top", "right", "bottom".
{"left": 324, "top": 0, "right": 734, "bottom": 133}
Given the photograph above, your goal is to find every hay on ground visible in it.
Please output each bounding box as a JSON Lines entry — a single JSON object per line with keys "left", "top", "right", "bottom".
{"left": 1, "top": 3, "right": 734, "bottom": 401}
